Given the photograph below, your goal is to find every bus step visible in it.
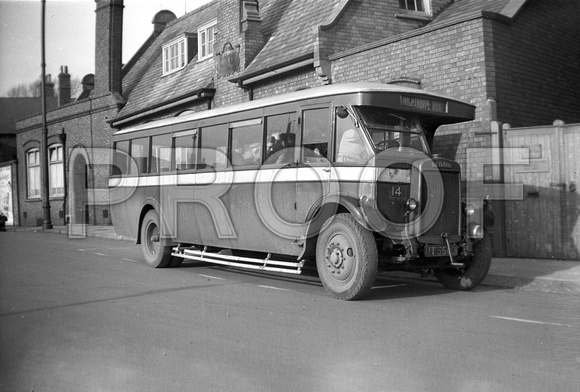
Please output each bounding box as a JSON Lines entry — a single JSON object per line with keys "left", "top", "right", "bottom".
{"left": 172, "top": 246, "right": 305, "bottom": 275}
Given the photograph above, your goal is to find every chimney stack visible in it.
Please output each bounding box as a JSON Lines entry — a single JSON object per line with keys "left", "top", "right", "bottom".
{"left": 240, "top": 1, "right": 264, "bottom": 69}
{"left": 94, "top": 0, "right": 124, "bottom": 95}
{"left": 42, "top": 74, "right": 55, "bottom": 97}
{"left": 58, "top": 66, "right": 71, "bottom": 106}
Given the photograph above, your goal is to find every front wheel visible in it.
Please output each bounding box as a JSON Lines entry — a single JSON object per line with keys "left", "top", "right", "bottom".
{"left": 141, "top": 210, "right": 172, "bottom": 268}
{"left": 316, "top": 214, "right": 378, "bottom": 300}
{"left": 434, "top": 234, "right": 492, "bottom": 290}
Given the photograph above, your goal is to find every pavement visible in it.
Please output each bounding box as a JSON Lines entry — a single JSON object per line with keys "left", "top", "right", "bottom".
{"left": 4, "top": 224, "right": 580, "bottom": 296}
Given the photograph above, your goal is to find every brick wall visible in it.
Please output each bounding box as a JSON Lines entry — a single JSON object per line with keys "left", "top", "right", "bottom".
{"left": 252, "top": 68, "right": 324, "bottom": 100}
{"left": 324, "top": 0, "right": 426, "bottom": 57}
{"left": 487, "top": 0, "right": 580, "bottom": 127}
{"left": 16, "top": 94, "right": 119, "bottom": 227}
{"left": 331, "top": 18, "right": 489, "bottom": 178}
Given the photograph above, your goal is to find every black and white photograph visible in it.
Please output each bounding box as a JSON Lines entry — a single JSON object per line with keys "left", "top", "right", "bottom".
{"left": 1, "top": 0, "right": 579, "bottom": 390}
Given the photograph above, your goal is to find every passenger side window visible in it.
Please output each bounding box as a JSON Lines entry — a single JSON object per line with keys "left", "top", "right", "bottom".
{"left": 113, "top": 140, "right": 129, "bottom": 175}
{"left": 265, "top": 113, "right": 296, "bottom": 165}
{"left": 301, "top": 108, "right": 330, "bottom": 163}
{"left": 173, "top": 130, "right": 198, "bottom": 171}
{"left": 230, "top": 119, "right": 263, "bottom": 167}
{"left": 199, "top": 124, "right": 228, "bottom": 170}
{"left": 131, "top": 137, "right": 150, "bottom": 174}
{"left": 151, "top": 134, "right": 172, "bottom": 173}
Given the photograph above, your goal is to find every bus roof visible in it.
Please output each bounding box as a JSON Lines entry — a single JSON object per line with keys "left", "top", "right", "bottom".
{"left": 113, "top": 82, "right": 474, "bottom": 135}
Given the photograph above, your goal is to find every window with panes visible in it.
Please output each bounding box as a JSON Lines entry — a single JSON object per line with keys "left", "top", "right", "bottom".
{"left": 26, "top": 149, "right": 41, "bottom": 199}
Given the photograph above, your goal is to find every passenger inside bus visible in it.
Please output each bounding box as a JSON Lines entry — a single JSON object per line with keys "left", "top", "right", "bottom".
{"left": 266, "top": 132, "right": 295, "bottom": 164}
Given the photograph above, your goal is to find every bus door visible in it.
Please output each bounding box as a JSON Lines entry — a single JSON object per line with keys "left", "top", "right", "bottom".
{"left": 296, "top": 106, "right": 332, "bottom": 224}
{"left": 256, "top": 112, "right": 300, "bottom": 247}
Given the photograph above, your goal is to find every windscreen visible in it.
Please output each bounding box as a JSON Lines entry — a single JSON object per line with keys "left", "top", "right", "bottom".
{"left": 354, "top": 106, "right": 429, "bottom": 154}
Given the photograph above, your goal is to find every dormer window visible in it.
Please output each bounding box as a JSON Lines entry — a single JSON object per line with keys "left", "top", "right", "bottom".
{"left": 162, "top": 33, "right": 197, "bottom": 76}
{"left": 399, "top": 0, "right": 426, "bottom": 12}
{"left": 198, "top": 20, "right": 217, "bottom": 61}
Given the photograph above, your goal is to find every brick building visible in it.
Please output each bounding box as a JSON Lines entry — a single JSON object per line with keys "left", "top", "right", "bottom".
{"left": 15, "top": 0, "right": 125, "bottom": 227}
{"left": 1, "top": 78, "right": 58, "bottom": 227}
{"left": 15, "top": 0, "right": 580, "bottom": 255}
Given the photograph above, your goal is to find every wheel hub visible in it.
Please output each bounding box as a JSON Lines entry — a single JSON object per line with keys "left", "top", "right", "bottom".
{"left": 325, "top": 241, "right": 354, "bottom": 276}
{"left": 328, "top": 245, "right": 344, "bottom": 269}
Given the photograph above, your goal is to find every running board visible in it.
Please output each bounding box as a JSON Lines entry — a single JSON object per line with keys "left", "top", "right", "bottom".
{"left": 172, "top": 245, "right": 305, "bottom": 275}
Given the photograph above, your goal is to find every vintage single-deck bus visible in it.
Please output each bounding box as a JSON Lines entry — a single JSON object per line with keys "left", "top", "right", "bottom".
{"left": 110, "top": 83, "right": 493, "bottom": 300}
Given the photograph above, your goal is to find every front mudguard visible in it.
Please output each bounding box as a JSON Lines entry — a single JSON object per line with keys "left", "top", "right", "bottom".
{"left": 298, "top": 195, "right": 370, "bottom": 260}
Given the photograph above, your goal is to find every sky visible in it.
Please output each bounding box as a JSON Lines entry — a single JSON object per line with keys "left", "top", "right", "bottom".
{"left": 0, "top": 0, "right": 213, "bottom": 96}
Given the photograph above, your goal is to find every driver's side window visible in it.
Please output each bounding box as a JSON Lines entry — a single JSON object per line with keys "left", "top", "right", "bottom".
{"left": 335, "top": 111, "right": 368, "bottom": 164}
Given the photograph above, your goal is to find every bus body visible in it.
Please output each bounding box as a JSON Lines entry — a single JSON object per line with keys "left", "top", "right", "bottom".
{"left": 110, "top": 83, "right": 493, "bottom": 300}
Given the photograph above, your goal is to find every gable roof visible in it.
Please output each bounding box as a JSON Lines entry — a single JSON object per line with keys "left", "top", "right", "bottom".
{"left": 234, "top": 0, "right": 523, "bottom": 84}
{"left": 234, "top": 0, "right": 344, "bottom": 82}
{"left": 113, "top": 1, "right": 218, "bottom": 124}
{"left": 112, "top": 0, "right": 527, "bottom": 125}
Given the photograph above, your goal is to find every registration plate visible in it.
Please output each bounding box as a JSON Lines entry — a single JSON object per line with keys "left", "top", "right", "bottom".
{"left": 424, "top": 245, "right": 458, "bottom": 257}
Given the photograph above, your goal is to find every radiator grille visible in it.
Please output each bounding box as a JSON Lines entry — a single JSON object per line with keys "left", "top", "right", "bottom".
{"left": 421, "top": 170, "right": 461, "bottom": 237}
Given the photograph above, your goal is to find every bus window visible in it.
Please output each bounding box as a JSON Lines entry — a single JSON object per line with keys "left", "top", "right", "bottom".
{"left": 113, "top": 140, "right": 129, "bottom": 175}
{"left": 355, "top": 107, "right": 429, "bottom": 153}
{"left": 131, "top": 137, "right": 150, "bottom": 174}
{"left": 302, "top": 108, "right": 329, "bottom": 163}
{"left": 151, "top": 134, "right": 172, "bottom": 173}
{"left": 199, "top": 124, "right": 228, "bottom": 170}
{"left": 173, "top": 130, "right": 198, "bottom": 171}
{"left": 265, "top": 113, "right": 296, "bottom": 165}
{"left": 335, "top": 110, "right": 369, "bottom": 164}
{"left": 230, "top": 119, "right": 263, "bottom": 167}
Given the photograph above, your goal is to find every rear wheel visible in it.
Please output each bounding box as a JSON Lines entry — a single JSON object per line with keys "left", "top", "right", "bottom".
{"left": 434, "top": 234, "right": 492, "bottom": 290}
{"left": 141, "top": 210, "right": 172, "bottom": 268}
{"left": 316, "top": 214, "right": 378, "bottom": 300}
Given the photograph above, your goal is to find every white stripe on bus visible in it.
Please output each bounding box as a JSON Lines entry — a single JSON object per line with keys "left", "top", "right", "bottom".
{"left": 109, "top": 166, "right": 377, "bottom": 188}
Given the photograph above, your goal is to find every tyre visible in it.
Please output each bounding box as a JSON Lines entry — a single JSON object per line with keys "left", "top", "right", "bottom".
{"left": 434, "top": 233, "right": 492, "bottom": 290}
{"left": 316, "top": 214, "right": 378, "bottom": 300}
{"left": 140, "top": 210, "right": 172, "bottom": 268}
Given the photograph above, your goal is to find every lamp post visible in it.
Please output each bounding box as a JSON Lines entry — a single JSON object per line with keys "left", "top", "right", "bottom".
{"left": 59, "top": 128, "right": 67, "bottom": 225}
{"left": 40, "top": 0, "right": 52, "bottom": 229}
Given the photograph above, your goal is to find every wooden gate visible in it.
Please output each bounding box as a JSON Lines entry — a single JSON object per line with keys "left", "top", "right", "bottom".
{"left": 502, "top": 123, "right": 580, "bottom": 260}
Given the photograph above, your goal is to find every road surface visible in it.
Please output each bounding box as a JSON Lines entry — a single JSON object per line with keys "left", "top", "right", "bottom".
{"left": 1, "top": 231, "right": 578, "bottom": 391}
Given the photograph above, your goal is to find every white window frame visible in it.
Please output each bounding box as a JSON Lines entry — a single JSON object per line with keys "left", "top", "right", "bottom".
{"left": 26, "top": 148, "right": 41, "bottom": 199}
{"left": 198, "top": 20, "right": 217, "bottom": 61}
{"left": 49, "top": 144, "right": 64, "bottom": 197}
{"left": 399, "top": 0, "right": 430, "bottom": 14}
{"left": 162, "top": 36, "right": 188, "bottom": 76}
